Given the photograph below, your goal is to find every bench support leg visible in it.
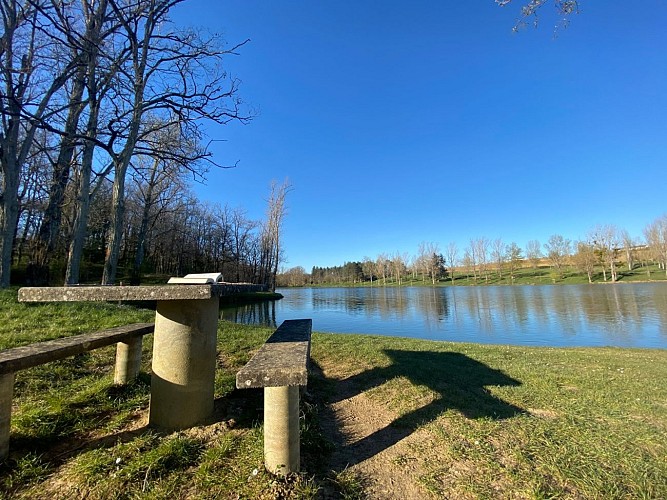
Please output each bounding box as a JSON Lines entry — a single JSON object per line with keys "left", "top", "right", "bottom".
{"left": 264, "top": 385, "right": 300, "bottom": 474}
{"left": 149, "top": 298, "right": 219, "bottom": 430}
{"left": 114, "top": 336, "right": 143, "bottom": 385}
{"left": 0, "top": 372, "right": 14, "bottom": 460}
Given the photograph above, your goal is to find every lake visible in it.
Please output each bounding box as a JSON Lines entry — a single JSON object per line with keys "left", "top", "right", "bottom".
{"left": 220, "top": 283, "right": 667, "bottom": 348}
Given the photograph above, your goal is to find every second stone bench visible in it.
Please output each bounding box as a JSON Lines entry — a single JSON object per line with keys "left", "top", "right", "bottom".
{"left": 235, "top": 319, "right": 312, "bottom": 475}
{"left": 0, "top": 323, "right": 155, "bottom": 459}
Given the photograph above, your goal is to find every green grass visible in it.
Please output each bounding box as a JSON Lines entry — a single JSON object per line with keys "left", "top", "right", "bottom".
{"left": 311, "top": 335, "right": 667, "bottom": 498}
{"left": 0, "top": 289, "right": 666, "bottom": 498}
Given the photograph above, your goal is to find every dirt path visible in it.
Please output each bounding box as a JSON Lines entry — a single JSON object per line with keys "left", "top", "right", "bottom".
{"left": 317, "top": 362, "right": 436, "bottom": 499}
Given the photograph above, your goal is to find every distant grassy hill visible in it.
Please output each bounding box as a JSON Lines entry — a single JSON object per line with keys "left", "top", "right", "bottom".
{"left": 309, "top": 263, "right": 667, "bottom": 288}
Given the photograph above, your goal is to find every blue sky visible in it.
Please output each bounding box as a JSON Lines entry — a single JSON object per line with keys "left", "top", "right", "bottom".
{"left": 171, "top": 1, "right": 667, "bottom": 271}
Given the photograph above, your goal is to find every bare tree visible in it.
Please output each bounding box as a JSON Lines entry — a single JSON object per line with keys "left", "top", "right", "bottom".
{"left": 543, "top": 234, "right": 570, "bottom": 279}
{"left": 376, "top": 253, "right": 389, "bottom": 285}
{"left": 525, "top": 239, "right": 542, "bottom": 269}
{"left": 230, "top": 207, "right": 257, "bottom": 282}
{"left": 474, "top": 237, "right": 490, "bottom": 282}
{"left": 445, "top": 242, "right": 458, "bottom": 283}
{"left": 466, "top": 240, "right": 478, "bottom": 281}
{"left": 505, "top": 242, "right": 522, "bottom": 283}
{"left": 15, "top": 129, "right": 50, "bottom": 264}
{"left": 462, "top": 249, "right": 474, "bottom": 281}
{"left": 491, "top": 238, "right": 505, "bottom": 279}
{"left": 619, "top": 229, "right": 636, "bottom": 272}
{"left": 127, "top": 142, "right": 191, "bottom": 283}
{"left": 415, "top": 243, "right": 428, "bottom": 283}
{"left": 278, "top": 266, "right": 307, "bottom": 287}
{"left": 418, "top": 242, "right": 440, "bottom": 285}
{"left": 644, "top": 214, "right": 667, "bottom": 276}
{"left": 391, "top": 251, "right": 408, "bottom": 286}
{"left": 0, "top": 0, "right": 81, "bottom": 287}
{"left": 261, "top": 180, "right": 290, "bottom": 291}
{"left": 589, "top": 224, "right": 619, "bottom": 282}
{"left": 361, "top": 256, "right": 375, "bottom": 284}
{"left": 572, "top": 241, "right": 596, "bottom": 283}
{"left": 101, "top": 0, "right": 250, "bottom": 284}
{"left": 496, "top": 0, "right": 580, "bottom": 31}
{"left": 25, "top": 0, "right": 110, "bottom": 284}
{"left": 65, "top": 0, "right": 118, "bottom": 284}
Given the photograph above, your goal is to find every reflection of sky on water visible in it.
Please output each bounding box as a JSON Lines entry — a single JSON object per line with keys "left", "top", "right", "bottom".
{"left": 221, "top": 284, "right": 667, "bottom": 348}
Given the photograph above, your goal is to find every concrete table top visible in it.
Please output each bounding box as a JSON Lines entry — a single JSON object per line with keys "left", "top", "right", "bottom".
{"left": 18, "top": 283, "right": 265, "bottom": 302}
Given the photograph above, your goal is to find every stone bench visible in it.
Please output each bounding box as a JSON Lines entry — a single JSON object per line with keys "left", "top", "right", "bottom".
{"left": 0, "top": 322, "right": 155, "bottom": 459}
{"left": 236, "top": 319, "right": 312, "bottom": 475}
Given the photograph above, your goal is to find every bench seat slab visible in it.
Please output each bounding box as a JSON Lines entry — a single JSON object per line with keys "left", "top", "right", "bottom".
{"left": 0, "top": 323, "right": 155, "bottom": 374}
{"left": 236, "top": 319, "right": 312, "bottom": 389}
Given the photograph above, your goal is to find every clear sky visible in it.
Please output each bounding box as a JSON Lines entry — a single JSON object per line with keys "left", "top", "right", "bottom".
{"left": 171, "top": 1, "right": 667, "bottom": 272}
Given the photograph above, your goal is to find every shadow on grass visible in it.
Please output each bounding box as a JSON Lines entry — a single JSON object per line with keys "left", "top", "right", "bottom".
{"left": 7, "top": 374, "right": 151, "bottom": 452}
{"left": 315, "top": 349, "right": 524, "bottom": 469}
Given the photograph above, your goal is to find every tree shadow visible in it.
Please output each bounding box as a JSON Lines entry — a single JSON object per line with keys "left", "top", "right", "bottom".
{"left": 3, "top": 373, "right": 263, "bottom": 474}
{"left": 320, "top": 349, "right": 524, "bottom": 468}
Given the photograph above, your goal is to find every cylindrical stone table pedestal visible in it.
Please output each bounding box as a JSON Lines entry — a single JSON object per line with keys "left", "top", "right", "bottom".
{"left": 264, "top": 385, "right": 300, "bottom": 474}
{"left": 149, "top": 297, "right": 219, "bottom": 430}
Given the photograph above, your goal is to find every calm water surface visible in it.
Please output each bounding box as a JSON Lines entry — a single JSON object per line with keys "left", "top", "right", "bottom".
{"left": 221, "top": 284, "right": 667, "bottom": 348}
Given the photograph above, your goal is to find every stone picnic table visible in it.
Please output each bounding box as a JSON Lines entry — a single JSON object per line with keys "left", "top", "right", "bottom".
{"left": 18, "top": 282, "right": 265, "bottom": 430}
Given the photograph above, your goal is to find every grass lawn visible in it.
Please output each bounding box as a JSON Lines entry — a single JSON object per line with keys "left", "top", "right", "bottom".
{"left": 0, "top": 289, "right": 665, "bottom": 498}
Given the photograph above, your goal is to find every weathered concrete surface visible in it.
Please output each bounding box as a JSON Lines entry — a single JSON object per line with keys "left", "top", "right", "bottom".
{"left": 236, "top": 319, "right": 312, "bottom": 389}
{"left": 264, "top": 385, "right": 300, "bottom": 474}
{"left": 114, "top": 336, "right": 143, "bottom": 385}
{"left": 18, "top": 283, "right": 266, "bottom": 302}
{"left": 0, "top": 323, "right": 154, "bottom": 374}
{"left": 0, "top": 372, "right": 14, "bottom": 459}
{"left": 149, "top": 298, "right": 219, "bottom": 430}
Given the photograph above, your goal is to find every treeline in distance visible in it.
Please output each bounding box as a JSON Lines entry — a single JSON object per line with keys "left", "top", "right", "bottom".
{"left": 278, "top": 217, "right": 667, "bottom": 287}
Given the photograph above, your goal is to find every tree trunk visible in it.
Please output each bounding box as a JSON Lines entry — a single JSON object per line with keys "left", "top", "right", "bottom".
{"left": 131, "top": 159, "right": 160, "bottom": 284}
{"left": 31, "top": 71, "right": 86, "bottom": 284}
{"left": 102, "top": 163, "right": 128, "bottom": 285}
{"left": 610, "top": 260, "right": 617, "bottom": 282}
{"left": 65, "top": 130, "right": 96, "bottom": 285}
{"left": 0, "top": 166, "right": 20, "bottom": 288}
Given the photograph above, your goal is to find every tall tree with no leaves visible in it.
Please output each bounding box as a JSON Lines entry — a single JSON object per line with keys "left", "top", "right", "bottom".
{"left": 261, "top": 180, "right": 290, "bottom": 292}
{"left": 492, "top": 238, "right": 505, "bottom": 279}
{"left": 525, "top": 239, "right": 542, "bottom": 269}
{"left": 0, "top": 0, "right": 81, "bottom": 287}
{"left": 27, "top": 0, "right": 108, "bottom": 284}
{"left": 445, "top": 242, "right": 458, "bottom": 283}
{"left": 543, "top": 234, "right": 570, "bottom": 279}
{"left": 101, "top": 0, "right": 250, "bottom": 284}
{"left": 589, "top": 224, "right": 619, "bottom": 282}
{"left": 644, "top": 214, "right": 667, "bottom": 276}
{"left": 572, "top": 241, "right": 597, "bottom": 283}
{"left": 505, "top": 242, "right": 522, "bottom": 282}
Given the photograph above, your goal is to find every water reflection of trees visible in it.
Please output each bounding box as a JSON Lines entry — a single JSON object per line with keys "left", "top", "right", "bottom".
{"left": 308, "top": 288, "right": 451, "bottom": 328}
{"left": 224, "top": 284, "right": 667, "bottom": 346}
{"left": 220, "top": 300, "right": 277, "bottom": 328}
{"left": 413, "top": 288, "right": 449, "bottom": 331}
{"left": 438, "top": 284, "right": 666, "bottom": 344}
{"left": 311, "top": 288, "right": 413, "bottom": 320}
